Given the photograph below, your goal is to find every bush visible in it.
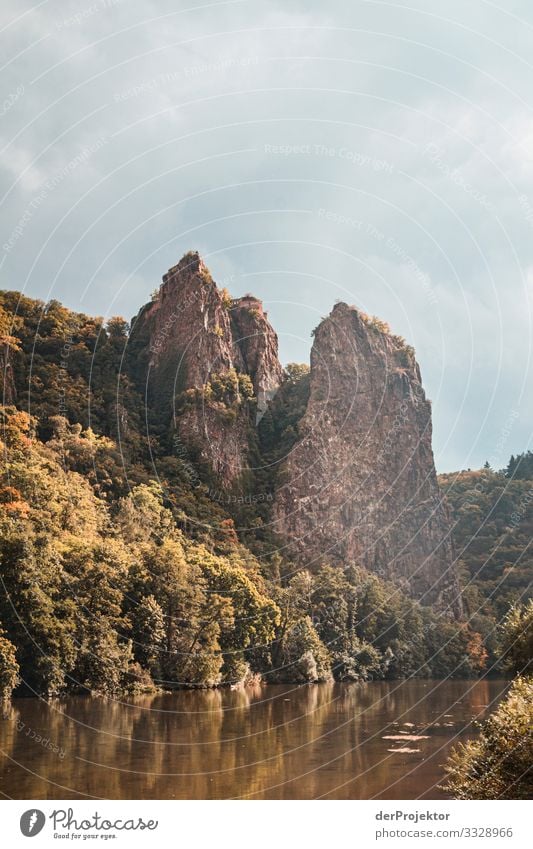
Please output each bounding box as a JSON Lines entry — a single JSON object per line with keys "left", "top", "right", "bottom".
{"left": 500, "top": 600, "right": 533, "bottom": 675}
{"left": 0, "top": 632, "right": 20, "bottom": 703}
{"left": 274, "top": 616, "right": 332, "bottom": 683}
{"left": 332, "top": 640, "right": 383, "bottom": 681}
{"left": 442, "top": 677, "right": 533, "bottom": 800}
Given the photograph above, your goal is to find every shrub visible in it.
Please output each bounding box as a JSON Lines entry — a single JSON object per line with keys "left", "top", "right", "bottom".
{"left": 220, "top": 288, "right": 232, "bottom": 309}
{"left": 275, "top": 617, "right": 332, "bottom": 683}
{"left": 0, "top": 632, "right": 20, "bottom": 703}
{"left": 442, "top": 677, "right": 533, "bottom": 799}
{"left": 500, "top": 600, "right": 533, "bottom": 675}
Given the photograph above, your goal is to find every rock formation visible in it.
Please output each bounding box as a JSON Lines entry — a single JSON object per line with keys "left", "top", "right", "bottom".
{"left": 272, "top": 302, "right": 462, "bottom": 617}
{"left": 128, "top": 252, "right": 283, "bottom": 483}
{"left": 230, "top": 295, "right": 284, "bottom": 423}
{"left": 129, "top": 253, "right": 461, "bottom": 616}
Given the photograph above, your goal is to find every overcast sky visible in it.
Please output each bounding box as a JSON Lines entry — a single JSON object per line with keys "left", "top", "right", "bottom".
{"left": 1, "top": 0, "right": 533, "bottom": 471}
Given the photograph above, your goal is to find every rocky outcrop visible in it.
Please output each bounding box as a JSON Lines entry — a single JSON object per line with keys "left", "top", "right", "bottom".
{"left": 230, "top": 295, "right": 284, "bottom": 423}
{"left": 272, "top": 302, "right": 462, "bottom": 617}
{"left": 129, "top": 254, "right": 461, "bottom": 616}
{"left": 131, "top": 252, "right": 238, "bottom": 389}
{"left": 128, "top": 252, "right": 284, "bottom": 484}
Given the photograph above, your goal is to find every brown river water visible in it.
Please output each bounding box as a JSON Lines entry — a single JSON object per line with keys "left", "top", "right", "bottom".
{"left": 0, "top": 678, "right": 508, "bottom": 800}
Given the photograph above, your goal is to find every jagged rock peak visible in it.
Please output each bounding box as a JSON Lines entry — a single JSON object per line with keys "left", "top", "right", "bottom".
{"left": 230, "top": 294, "right": 284, "bottom": 423}
{"left": 161, "top": 250, "right": 211, "bottom": 290}
{"left": 128, "top": 252, "right": 284, "bottom": 482}
{"left": 164, "top": 249, "right": 204, "bottom": 278}
{"left": 150, "top": 252, "right": 284, "bottom": 399}
{"left": 273, "top": 300, "right": 462, "bottom": 617}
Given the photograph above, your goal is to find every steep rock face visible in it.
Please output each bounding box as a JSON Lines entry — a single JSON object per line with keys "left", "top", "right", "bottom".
{"left": 129, "top": 255, "right": 461, "bottom": 615}
{"left": 272, "top": 302, "right": 462, "bottom": 617}
{"left": 230, "top": 295, "right": 285, "bottom": 422}
{"left": 131, "top": 252, "right": 241, "bottom": 388}
{"left": 128, "top": 253, "right": 284, "bottom": 484}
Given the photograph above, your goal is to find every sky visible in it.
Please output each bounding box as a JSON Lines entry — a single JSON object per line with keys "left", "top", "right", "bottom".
{"left": 1, "top": 0, "right": 533, "bottom": 472}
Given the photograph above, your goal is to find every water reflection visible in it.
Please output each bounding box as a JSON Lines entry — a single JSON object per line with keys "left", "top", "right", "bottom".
{"left": 0, "top": 679, "right": 508, "bottom": 800}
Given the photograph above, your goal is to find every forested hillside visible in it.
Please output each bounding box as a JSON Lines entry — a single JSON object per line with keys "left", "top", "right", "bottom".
{"left": 439, "top": 462, "right": 533, "bottom": 665}
{"left": 0, "top": 286, "right": 529, "bottom": 699}
{"left": 0, "top": 405, "right": 489, "bottom": 699}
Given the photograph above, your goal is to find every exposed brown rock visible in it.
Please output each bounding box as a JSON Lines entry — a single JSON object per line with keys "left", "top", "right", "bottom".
{"left": 230, "top": 295, "right": 284, "bottom": 423}
{"left": 129, "top": 254, "right": 461, "bottom": 616}
{"left": 141, "top": 251, "right": 240, "bottom": 382}
{"left": 272, "top": 302, "right": 462, "bottom": 617}
{"left": 129, "top": 252, "right": 283, "bottom": 483}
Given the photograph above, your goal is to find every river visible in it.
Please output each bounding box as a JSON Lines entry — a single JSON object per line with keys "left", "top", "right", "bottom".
{"left": 0, "top": 678, "right": 508, "bottom": 800}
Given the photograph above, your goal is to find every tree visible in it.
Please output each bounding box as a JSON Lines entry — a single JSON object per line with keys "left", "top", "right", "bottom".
{"left": 285, "top": 363, "right": 310, "bottom": 383}
{"left": 500, "top": 600, "right": 533, "bottom": 675}
{"left": 195, "top": 546, "right": 280, "bottom": 684}
{"left": 116, "top": 482, "right": 174, "bottom": 545}
{"left": 506, "top": 451, "right": 533, "bottom": 480}
{"left": 138, "top": 536, "right": 226, "bottom": 687}
{"left": 106, "top": 316, "right": 129, "bottom": 338}
{"left": 275, "top": 616, "right": 332, "bottom": 683}
{"left": 443, "top": 677, "right": 533, "bottom": 799}
{"left": 312, "top": 567, "right": 356, "bottom": 637}
{"left": 439, "top": 466, "right": 533, "bottom": 628}
{"left": 130, "top": 594, "right": 165, "bottom": 673}
{"left": 0, "top": 524, "right": 77, "bottom": 696}
{"left": 333, "top": 638, "right": 383, "bottom": 682}
{"left": 0, "top": 630, "right": 19, "bottom": 703}
{"left": 65, "top": 539, "right": 132, "bottom": 696}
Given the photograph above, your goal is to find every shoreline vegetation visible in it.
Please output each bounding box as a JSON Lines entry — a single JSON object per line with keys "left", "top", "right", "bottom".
{"left": 0, "top": 403, "right": 502, "bottom": 702}
{"left": 442, "top": 601, "right": 532, "bottom": 800}
{"left": 442, "top": 676, "right": 532, "bottom": 800}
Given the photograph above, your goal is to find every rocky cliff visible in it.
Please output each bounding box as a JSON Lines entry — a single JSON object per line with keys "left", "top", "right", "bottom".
{"left": 230, "top": 295, "right": 284, "bottom": 423}
{"left": 128, "top": 254, "right": 461, "bottom": 616}
{"left": 272, "top": 302, "right": 462, "bottom": 617}
{"left": 128, "top": 252, "right": 283, "bottom": 483}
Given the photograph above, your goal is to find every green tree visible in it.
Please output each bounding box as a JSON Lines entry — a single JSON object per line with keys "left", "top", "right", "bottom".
{"left": 130, "top": 594, "right": 165, "bottom": 673}
{"left": 139, "top": 536, "right": 225, "bottom": 686}
{"left": 195, "top": 546, "right": 280, "bottom": 683}
{"left": 117, "top": 482, "right": 174, "bottom": 545}
{"left": 65, "top": 539, "right": 132, "bottom": 696}
{"left": 439, "top": 467, "right": 533, "bottom": 628}
{"left": 275, "top": 616, "right": 331, "bottom": 683}
{"left": 506, "top": 451, "right": 533, "bottom": 480}
{"left": 0, "top": 524, "right": 77, "bottom": 696}
{"left": 500, "top": 600, "right": 533, "bottom": 675}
